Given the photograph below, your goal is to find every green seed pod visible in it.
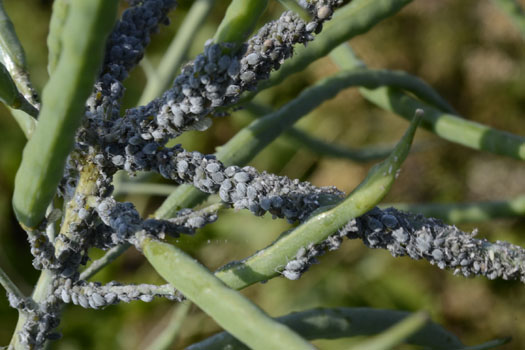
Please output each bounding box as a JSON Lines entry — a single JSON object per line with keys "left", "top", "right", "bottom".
{"left": 0, "top": 0, "right": 27, "bottom": 70}
{"left": 214, "top": 0, "right": 268, "bottom": 52}
{"left": 12, "top": 0, "right": 118, "bottom": 228}
{"left": 47, "top": 0, "right": 70, "bottom": 75}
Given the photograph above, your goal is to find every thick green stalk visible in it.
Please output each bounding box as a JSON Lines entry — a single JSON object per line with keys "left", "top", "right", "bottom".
{"left": 138, "top": 0, "right": 215, "bottom": 105}
{"left": 349, "top": 312, "right": 429, "bottom": 350}
{"left": 240, "top": 0, "right": 413, "bottom": 102}
{"left": 142, "top": 238, "right": 315, "bottom": 350}
{"left": 12, "top": 0, "right": 118, "bottom": 228}
{"left": 47, "top": 0, "right": 70, "bottom": 75}
{"left": 214, "top": 0, "right": 268, "bottom": 51}
{"left": 215, "top": 112, "right": 421, "bottom": 289}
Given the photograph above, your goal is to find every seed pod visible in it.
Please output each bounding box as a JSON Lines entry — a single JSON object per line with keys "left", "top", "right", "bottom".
{"left": 12, "top": 0, "right": 119, "bottom": 228}
{"left": 214, "top": 0, "right": 269, "bottom": 53}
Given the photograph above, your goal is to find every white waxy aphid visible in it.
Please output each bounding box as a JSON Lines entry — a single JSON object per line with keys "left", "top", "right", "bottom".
{"left": 78, "top": 294, "right": 89, "bottom": 309}
{"left": 78, "top": 208, "right": 90, "bottom": 220}
{"left": 61, "top": 289, "right": 71, "bottom": 304}
{"left": 285, "top": 260, "right": 303, "bottom": 271}
{"left": 296, "top": 247, "right": 307, "bottom": 259}
{"left": 104, "top": 293, "right": 117, "bottom": 304}
{"left": 91, "top": 293, "right": 105, "bottom": 308}
{"left": 206, "top": 163, "right": 221, "bottom": 173}
{"left": 234, "top": 171, "right": 250, "bottom": 183}
{"left": 282, "top": 270, "right": 301, "bottom": 280}
{"left": 140, "top": 295, "right": 154, "bottom": 302}
{"left": 71, "top": 293, "right": 79, "bottom": 306}
{"left": 432, "top": 249, "right": 444, "bottom": 261}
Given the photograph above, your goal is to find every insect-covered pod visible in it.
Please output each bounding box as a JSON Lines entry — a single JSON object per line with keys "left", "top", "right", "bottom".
{"left": 12, "top": 0, "right": 119, "bottom": 228}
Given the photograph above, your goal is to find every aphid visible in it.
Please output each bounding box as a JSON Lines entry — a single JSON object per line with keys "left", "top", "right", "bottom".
{"left": 282, "top": 270, "right": 301, "bottom": 280}
{"left": 285, "top": 260, "right": 303, "bottom": 272}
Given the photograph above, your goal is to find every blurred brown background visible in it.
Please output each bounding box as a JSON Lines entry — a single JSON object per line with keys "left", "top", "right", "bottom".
{"left": 1, "top": 0, "right": 525, "bottom": 349}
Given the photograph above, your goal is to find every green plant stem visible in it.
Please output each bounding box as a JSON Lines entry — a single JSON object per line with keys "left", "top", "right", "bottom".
{"left": 331, "top": 44, "right": 525, "bottom": 161}
{"left": 113, "top": 182, "right": 179, "bottom": 197}
{"left": 491, "top": 0, "right": 525, "bottom": 39}
{"left": 214, "top": 0, "right": 268, "bottom": 52}
{"left": 215, "top": 112, "right": 421, "bottom": 289}
{"left": 147, "top": 301, "right": 192, "bottom": 350}
{"left": 243, "top": 102, "right": 395, "bottom": 163}
{"left": 385, "top": 196, "right": 525, "bottom": 224}
{"left": 187, "top": 308, "right": 462, "bottom": 350}
{"left": 286, "top": 126, "right": 392, "bottom": 161}
{"left": 360, "top": 87, "right": 525, "bottom": 160}
{"left": 9, "top": 269, "right": 55, "bottom": 349}
{"left": 239, "top": 0, "right": 413, "bottom": 103}
{"left": 349, "top": 311, "right": 429, "bottom": 350}
{"left": 138, "top": 0, "right": 215, "bottom": 105}
{"left": 0, "top": 265, "right": 29, "bottom": 306}
{"left": 12, "top": 0, "right": 119, "bottom": 228}
{"left": 142, "top": 238, "right": 315, "bottom": 350}
{"left": 80, "top": 244, "right": 131, "bottom": 281}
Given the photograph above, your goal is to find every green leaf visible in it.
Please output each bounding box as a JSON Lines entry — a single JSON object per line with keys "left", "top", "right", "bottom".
{"left": 187, "top": 308, "right": 463, "bottom": 350}
{"left": 12, "top": 0, "right": 118, "bottom": 228}
{"left": 349, "top": 311, "right": 429, "bottom": 350}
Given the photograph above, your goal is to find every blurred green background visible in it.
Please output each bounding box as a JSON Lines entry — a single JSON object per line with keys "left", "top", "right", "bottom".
{"left": 1, "top": 0, "right": 525, "bottom": 349}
